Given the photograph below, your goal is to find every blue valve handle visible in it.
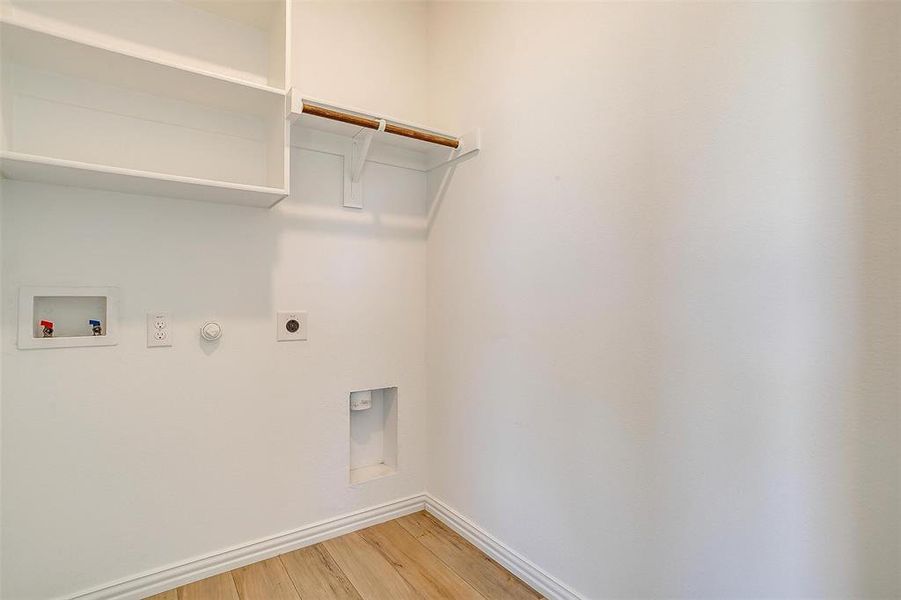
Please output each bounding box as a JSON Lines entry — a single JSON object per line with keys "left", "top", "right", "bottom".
{"left": 89, "top": 320, "right": 101, "bottom": 326}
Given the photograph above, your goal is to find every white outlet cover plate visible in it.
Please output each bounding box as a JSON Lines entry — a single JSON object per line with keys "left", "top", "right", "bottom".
{"left": 147, "top": 311, "right": 171, "bottom": 347}
{"left": 277, "top": 311, "right": 307, "bottom": 341}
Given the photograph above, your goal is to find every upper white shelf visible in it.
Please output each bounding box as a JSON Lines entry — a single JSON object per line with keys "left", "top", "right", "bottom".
{"left": 0, "top": 14, "right": 290, "bottom": 208}
{"left": 0, "top": 0, "right": 288, "bottom": 89}
{"left": 0, "top": 19, "right": 286, "bottom": 115}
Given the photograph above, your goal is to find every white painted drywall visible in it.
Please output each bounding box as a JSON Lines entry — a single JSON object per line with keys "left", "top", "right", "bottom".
{"left": 1, "top": 1, "right": 432, "bottom": 596}
{"left": 426, "top": 2, "right": 900, "bottom": 598}
{"left": 0, "top": 147, "right": 428, "bottom": 599}
{"left": 2, "top": 2, "right": 899, "bottom": 599}
{"left": 0, "top": 159, "right": 3, "bottom": 598}
{"left": 292, "top": 0, "right": 429, "bottom": 124}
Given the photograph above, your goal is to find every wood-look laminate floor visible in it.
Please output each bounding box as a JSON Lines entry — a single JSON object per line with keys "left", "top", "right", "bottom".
{"left": 146, "top": 511, "right": 544, "bottom": 600}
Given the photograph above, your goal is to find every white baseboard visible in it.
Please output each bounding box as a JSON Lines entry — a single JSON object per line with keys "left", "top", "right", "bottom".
{"left": 66, "top": 494, "right": 427, "bottom": 600}
{"left": 64, "top": 492, "right": 581, "bottom": 600}
{"left": 424, "top": 495, "right": 584, "bottom": 600}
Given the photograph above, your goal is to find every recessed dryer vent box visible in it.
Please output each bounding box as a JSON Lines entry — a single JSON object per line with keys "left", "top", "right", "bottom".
{"left": 349, "top": 387, "right": 398, "bottom": 485}
{"left": 18, "top": 286, "right": 119, "bottom": 349}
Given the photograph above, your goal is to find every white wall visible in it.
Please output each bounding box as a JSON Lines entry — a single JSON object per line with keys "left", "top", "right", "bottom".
{"left": 0, "top": 149, "right": 428, "bottom": 598}
{"left": 3, "top": 2, "right": 899, "bottom": 598}
{"left": 426, "top": 2, "right": 900, "bottom": 599}
{"left": 1, "top": 2, "right": 433, "bottom": 597}
{"left": 0, "top": 156, "right": 3, "bottom": 598}
{"left": 292, "top": 0, "right": 429, "bottom": 123}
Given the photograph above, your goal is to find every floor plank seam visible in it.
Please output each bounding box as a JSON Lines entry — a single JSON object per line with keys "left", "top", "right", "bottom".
{"left": 275, "top": 555, "right": 301, "bottom": 600}
{"left": 355, "top": 531, "right": 417, "bottom": 598}
{"left": 320, "top": 543, "right": 366, "bottom": 600}
{"left": 230, "top": 571, "right": 241, "bottom": 600}
{"left": 404, "top": 520, "right": 487, "bottom": 600}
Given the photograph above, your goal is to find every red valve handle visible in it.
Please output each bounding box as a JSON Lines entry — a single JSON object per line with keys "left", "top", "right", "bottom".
{"left": 40, "top": 320, "right": 54, "bottom": 328}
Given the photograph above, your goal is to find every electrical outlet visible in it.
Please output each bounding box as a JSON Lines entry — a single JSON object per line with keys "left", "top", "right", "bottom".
{"left": 277, "top": 311, "right": 307, "bottom": 341}
{"left": 147, "top": 312, "right": 171, "bottom": 347}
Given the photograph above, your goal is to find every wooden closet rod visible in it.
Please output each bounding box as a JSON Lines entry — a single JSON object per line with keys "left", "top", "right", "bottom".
{"left": 301, "top": 103, "right": 460, "bottom": 149}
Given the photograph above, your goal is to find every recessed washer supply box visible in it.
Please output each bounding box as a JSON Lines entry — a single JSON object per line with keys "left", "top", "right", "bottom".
{"left": 17, "top": 286, "right": 119, "bottom": 349}
{"left": 349, "top": 387, "right": 398, "bottom": 485}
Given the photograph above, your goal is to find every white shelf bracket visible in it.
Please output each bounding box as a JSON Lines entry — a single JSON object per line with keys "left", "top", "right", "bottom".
{"left": 427, "top": 128, "right": 481, "bottom": 173}
{"left": 427, "top": 129, "right": 481, "bottom": 227}
{"left": 344, "top": 119, "right": 384, "bottom": 209}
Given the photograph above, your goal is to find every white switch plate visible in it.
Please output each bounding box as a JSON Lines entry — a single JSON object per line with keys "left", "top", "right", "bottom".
{"left": 147, "top": 311, "right": 171, "bottom": 347}
{"left": 277, "top": 311, "right": 307, "bottom": 341}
